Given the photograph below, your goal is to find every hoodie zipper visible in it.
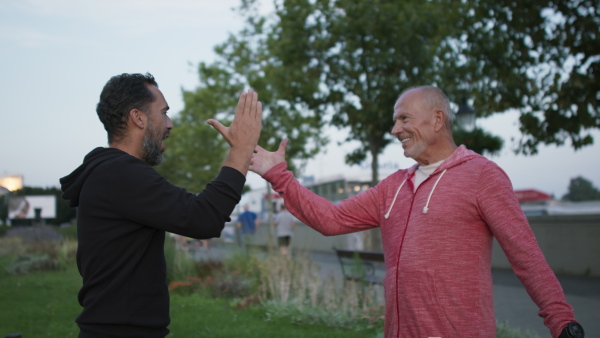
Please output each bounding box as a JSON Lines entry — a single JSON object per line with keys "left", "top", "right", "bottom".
{"left": 392, "top": 168, "right": 446, "bottom": 338}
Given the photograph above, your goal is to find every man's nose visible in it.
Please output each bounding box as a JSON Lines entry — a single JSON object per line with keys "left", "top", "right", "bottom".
{"left": 391, "top": 121, "right": 402, "bottom": 135}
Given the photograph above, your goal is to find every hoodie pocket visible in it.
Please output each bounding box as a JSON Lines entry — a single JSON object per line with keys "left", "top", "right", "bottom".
{"left": 398, "top": 267, "right": 457, "bottom": 337}
{"left": 428, "top": 269, "right": 459, "bottom": 335}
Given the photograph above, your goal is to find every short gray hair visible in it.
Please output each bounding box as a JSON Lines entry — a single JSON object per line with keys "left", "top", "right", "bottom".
{"left": 397, "top": 86, "right": 453, "bottom": 130}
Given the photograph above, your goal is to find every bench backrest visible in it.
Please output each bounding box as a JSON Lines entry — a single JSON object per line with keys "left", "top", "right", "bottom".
{"left": 332, "top": 247, "right": 385, "bottom": 262}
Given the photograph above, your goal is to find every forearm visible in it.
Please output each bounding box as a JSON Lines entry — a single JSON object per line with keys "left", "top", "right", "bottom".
{"left": 264, "top": 162, "right": 379, "bottom": 235}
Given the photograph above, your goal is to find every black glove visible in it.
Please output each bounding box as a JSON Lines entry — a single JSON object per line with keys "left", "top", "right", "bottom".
{"left": 558, "top": 322, "right": 584, "bottom": 338}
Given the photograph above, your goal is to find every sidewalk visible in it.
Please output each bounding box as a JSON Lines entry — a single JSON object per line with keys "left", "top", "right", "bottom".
{"left": 190, "top": 243, "right": 599, "bottom": 337}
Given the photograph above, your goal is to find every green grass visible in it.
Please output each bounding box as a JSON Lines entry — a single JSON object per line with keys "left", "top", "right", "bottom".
{"left": 0, "top": 261, "right": 81, "bottom": 337}
{"left": 169, "top": 293, "right": 379, "bottom": 338}
{"left": 0, "top": 257, "right": 378, "bottom": 338}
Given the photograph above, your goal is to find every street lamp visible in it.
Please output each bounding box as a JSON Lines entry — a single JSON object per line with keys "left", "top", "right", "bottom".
{"left": 456, "top": 94, "right": 476, "bottom": 132}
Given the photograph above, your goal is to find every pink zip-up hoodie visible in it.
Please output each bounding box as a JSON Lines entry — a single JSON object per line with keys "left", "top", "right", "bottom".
{"left": 263, "top": 145, "right": 576, "bottom": 338}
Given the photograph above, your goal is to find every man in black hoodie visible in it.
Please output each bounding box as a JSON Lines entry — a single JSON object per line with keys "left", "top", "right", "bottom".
{"left": 60, "top": 73, "right": 262, "bottom": 337}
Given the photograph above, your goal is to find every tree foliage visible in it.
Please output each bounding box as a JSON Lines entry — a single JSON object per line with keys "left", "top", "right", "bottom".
{"left": 562, "top": 176, "right": 600, "bottom": 201}
{"left": 171, "top": 0, "right": 598, "bottom": 187}
{"left": 452, "top": 0, "right": 600, "bottom": 154}
{"left": 156, "top": 65, "right": 240, "bottom": 193}
{"left": 452, "top": 127, "right": 503, "bottom": 157}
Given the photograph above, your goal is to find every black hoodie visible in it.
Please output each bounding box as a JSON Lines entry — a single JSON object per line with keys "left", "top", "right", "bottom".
{"left": 60, "top": 147, "right": 244, "bottom": 337}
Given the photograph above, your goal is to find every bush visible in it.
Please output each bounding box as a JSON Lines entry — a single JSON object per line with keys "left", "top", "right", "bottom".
{"left": 164, "top": 236, "right": 196, "bottom": 283}
{"left": 0, "top": 224, "right": 9, "bottom": 237}
{"left": 57, "top": 224, "right": 77, "bottom": 240}
{"left": 257, "top": 253, "right": 383, "bottom": 332}
{"left": 497, "top": 322, "right": 540, "bottom": 338}
{"left": 210, "top": 270, "right": 254, "bottom": 299}
{"left": 5, "top": 254, "right": 63, "bottom": 275}
{"left": 0, "top": 236, "right": 25, "bottom": 258}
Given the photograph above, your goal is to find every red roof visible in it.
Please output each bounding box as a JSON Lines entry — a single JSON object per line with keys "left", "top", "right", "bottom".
{"left": 514, "top": 189, "right": 552, "bottom": 202}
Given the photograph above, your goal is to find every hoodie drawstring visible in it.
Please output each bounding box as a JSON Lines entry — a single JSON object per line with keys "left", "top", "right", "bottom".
{"left": 385, "top": 179, "right": 407, "bottom": 219}
{"left": 422, "top": 169, "right": 447, "bottom": 214}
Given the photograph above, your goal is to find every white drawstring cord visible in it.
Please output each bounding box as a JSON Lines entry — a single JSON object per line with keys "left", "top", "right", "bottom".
{"left": 422, "top": 169, "right": 447, "bottom": 214}
{"left": 385, "top": 179, "right": 407, "bottom": 219}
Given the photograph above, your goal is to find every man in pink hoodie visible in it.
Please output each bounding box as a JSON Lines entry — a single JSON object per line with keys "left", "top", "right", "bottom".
{"left": 235, "top": 86, "right": 584, "bottom": 337}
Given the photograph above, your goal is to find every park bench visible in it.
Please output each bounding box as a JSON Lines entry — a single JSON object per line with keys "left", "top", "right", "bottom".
{"left": 332, "top": 247, "right": 385, "bottom": 284}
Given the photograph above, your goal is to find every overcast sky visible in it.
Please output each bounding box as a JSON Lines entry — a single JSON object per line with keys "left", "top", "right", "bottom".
{"left": 1, "top": 0, "right": 599, "bottom": 199}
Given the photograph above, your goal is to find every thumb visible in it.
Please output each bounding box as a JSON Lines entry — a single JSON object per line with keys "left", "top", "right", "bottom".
{"left": 278, "top": 138, "right": 289, "bottom": 156}
{"left": 207, "top": 119, "right": 226, "bottom": 135}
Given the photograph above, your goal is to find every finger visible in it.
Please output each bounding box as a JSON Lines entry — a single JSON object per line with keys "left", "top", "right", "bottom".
{"left": 250, "top": 92, "right": 258, "bottom": 120}
{"left": 244, "top": 89, "right": 257, "bottom": 117}
{"left": 278, "top": 138, "right": 289, "bottom": 155}
{"left": 256, "top": 101, "right": 263, "bottom": 122}
{"left": 207, "top": 119, "right": 231, "bottom": 144}
{"left": 235, "top": 92, "right": 248, "bottom": 119}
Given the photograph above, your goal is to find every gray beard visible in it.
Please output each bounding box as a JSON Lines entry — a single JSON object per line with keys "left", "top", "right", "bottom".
{"left": 141, "top": 130, "right": 164, "bottom": 167}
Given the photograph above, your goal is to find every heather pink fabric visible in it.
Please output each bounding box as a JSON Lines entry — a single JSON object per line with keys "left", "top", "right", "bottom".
{"left": 263, "top": 145, "right": 575, "bottom": 338}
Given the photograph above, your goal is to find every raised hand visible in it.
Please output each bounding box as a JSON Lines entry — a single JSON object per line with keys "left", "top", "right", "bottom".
{"left": 207, "top": 89, "right": 263, "bottom": 175}
{"left": 207, "top": 89, "right": 262, "bottom": 150}
{"left": 251, "top": 138, "right": 288, "bottom": 176}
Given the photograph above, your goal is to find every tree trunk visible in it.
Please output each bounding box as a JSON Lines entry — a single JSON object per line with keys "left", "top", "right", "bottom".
{"left": 369, "top": 145, "right": 382, "bottom": 251}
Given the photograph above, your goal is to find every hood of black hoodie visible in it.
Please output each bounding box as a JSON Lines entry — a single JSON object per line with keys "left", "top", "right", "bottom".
{"left": 60, "top": 147, "right": 130, "bottom": 208}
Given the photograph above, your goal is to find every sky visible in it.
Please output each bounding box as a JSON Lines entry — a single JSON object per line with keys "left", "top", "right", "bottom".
{"left": 1, "top": 0, "right": 599, "bottom": 199}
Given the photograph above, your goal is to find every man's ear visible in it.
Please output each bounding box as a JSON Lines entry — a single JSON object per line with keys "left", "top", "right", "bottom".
{"left": 433, "top": 109, "right": 445, "bottom": 132}
{"left": 129, "top": 109, "right": 146, "bottom": 129}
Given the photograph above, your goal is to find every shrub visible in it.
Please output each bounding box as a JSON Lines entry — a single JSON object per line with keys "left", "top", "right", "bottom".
{"left": 0, "top": 224, "right": 9, "bottom": 237}
{"left": 0, "top": 236, "right": 25, "bottom": 258}
{"left": 25, "top": 241, "right": 60, "bottom": 260}
{"left": 6, "top": 254, "right": 63, "bottom": 275}
{"left": 168, "top": 276, "right": 205, "bottom": 296}
{"left": 57, "top": 224, "right": 78, "bottom": 240}
{"left": 497, "top": 322, "right": 540, "bottom": 338}
{"left": 210, "top": 270, "right": 255, "bottom": 299}
{"left": 165, "top": 236, "right": 196, "bottom": 283}
{"left": 257, "top": 253, "right": 383, "bottom": 331}
{"left": 194, "top": 259, "right": 223, "bottom": 279}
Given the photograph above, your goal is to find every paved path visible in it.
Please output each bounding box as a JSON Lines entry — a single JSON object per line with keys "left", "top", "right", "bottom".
{"left": 190, "top": 244, "right": 600, "bottom": 337}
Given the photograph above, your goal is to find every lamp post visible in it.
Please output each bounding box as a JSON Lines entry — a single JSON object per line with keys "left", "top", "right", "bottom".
{"left": 456, "top": 94, "right": 476, "bottom": 132}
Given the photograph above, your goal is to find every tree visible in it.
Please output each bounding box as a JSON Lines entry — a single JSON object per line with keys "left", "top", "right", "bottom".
{"left": 221, "top": 0, "right": 470, "bottom": 185}
{"left": 223, "top": 0, "right": 599, "bottom": 186}
{"left": 156, "top": 65, "right": 240, "bottom": 193}
{"left": 562, "top": 176, "right": 600, "bottom": 201}
{"left": 452, "top": 127, "right": 503, "bottom": 157}
{"left": 451, "top": 0, "right": 600, "bottom": 155}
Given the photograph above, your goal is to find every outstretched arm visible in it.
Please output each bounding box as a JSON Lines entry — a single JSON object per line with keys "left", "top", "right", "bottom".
{"left": 252, "top": 138, "right": 380, "bottom": 236}
{"left": 207, "top": 89, "right": 262, "bottom": 176}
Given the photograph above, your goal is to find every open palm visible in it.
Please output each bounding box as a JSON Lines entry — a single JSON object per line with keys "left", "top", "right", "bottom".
{"left": 251, "top": 139, "right": 288, "bottom": 176}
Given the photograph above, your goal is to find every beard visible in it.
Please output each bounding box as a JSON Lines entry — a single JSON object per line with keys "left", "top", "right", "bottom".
{"left": 141, "top": 122, "right": 166, "bottom": 167}
{"left": 403, "top": 138, "right": 427, "bottom": 161}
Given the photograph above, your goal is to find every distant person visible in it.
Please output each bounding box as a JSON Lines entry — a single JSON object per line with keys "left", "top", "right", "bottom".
{"left": 246, "top": 86, "right": 583, "bottom": 338}
{"left": 236, "top": 204, "right": 259, "bottom": 250}
{"left": 60, "top": 73, "right": 262, "bottom": 338}
{"left": 273, "top": 204, "right": 295, "bottom": 255}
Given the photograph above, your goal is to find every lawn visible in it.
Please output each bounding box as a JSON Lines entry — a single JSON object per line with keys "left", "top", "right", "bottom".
{"left": 0, "top": 257, "right": 379, "bottom": 338}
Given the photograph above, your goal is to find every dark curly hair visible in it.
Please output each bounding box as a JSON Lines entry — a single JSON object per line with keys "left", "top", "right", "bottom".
{"left": 96, "top": 73, "right": 158, "bottom": 144}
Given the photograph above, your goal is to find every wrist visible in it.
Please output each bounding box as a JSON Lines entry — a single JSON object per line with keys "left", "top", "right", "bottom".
{"left": 559, "top": 322, "right": 584, "bottom": 338}
{"left": 223, "top": 147, "right": 254, "bottom": 176}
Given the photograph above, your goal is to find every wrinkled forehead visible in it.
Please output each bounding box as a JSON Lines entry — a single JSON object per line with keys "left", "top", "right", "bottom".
{"left": 393, "top": 90, "right": 420, "bottom": 115}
